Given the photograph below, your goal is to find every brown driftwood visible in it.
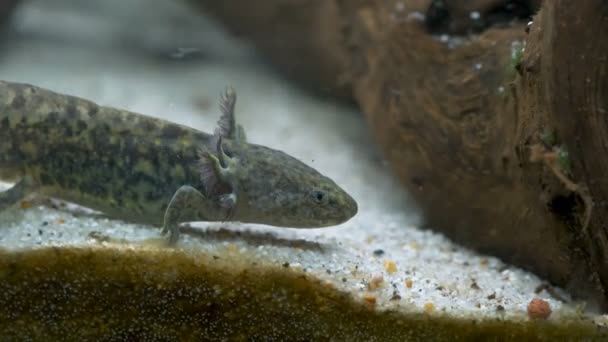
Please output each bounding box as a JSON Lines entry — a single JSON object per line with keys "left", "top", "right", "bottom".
{"left": 193, "top": 0, "right": 608, "bottom": 310}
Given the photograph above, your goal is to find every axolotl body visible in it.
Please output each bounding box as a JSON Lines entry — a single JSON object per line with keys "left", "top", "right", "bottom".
{"left": 0, "top": 81, "right": 357, "bottom": 244}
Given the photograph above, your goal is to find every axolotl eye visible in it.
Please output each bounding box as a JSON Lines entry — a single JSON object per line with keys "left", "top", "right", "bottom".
{"left": 310, "top": 189, "right": 329, "bottom": 205}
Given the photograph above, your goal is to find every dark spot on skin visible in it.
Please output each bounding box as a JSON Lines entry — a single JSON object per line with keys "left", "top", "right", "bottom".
{"left": 100, "top": 123, "right": 111, "bottom": 135}
{"left": 140, "top": 119, "right": 156, "bottom": 132}
{"left": 40, "top": 173, "right": 52, "bottom": 185}
{"left": 47, "top": 112, "right": 60, "bottom": 124}
{"left": 87, "top": 183, "right": 108, "bottom": 197}
{"left": 63, "top": 175, "right": 77, "bottom": 190}
{"left": 36, "top": 121, "right": 50, "bottom": 136}
{"left": 88, "top": 105, "right": 99, "bottom": 117}
{"left": 114, "top": 188, "right": 124, "bottom": 199}
{"left": 129, "top": 190, "right": 139, "bottom": 203}
{"left": 65, "top": 99, "right": 78, "bottom": 120}
{"left": 145, "top": 190, "right": 158, "bottom": 202}
{"left": 161, "top": 125, "right": 182, "bottom": 139}
{"left": 147, "top": 155, "right": 161, "bottom": 173}
{"left": 64, "top": 125, "right": 73, "bottom": 137}
{"left": 115, "top": 165, "right": 128, "bottom": 180}
{"left": 114, "top": 197, "right": 124, "bottom": 207}
{"left": 112, "top": 114, "right": 123, "bottom": 126}
{"left": 11, "top": 94, "right": 25, "bottom": 109}
{"left": 123, "top": 138, "right": 138, "bottom": 154}
{"left": 76, "top": 120, "right": 88, "bottom": 133}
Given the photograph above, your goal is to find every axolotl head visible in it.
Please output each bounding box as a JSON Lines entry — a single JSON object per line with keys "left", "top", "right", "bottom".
{"left": 229, "top": 142, "right": 358, "bottom": 228}
{"left": 198, "top": 86, "right": 357, "bottom": 228}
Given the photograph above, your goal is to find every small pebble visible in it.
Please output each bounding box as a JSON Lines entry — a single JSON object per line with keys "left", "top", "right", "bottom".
{"left": 383, "top": 260, "right": 397, "bottom": 273}
{"left": 367, "top": 274, "right": 384, "bottom": 291}
{"left": 405, "top": 278, "right": 413, "bottom": 289}
{"left": 528, "top": 298, "right": 552, "bottom": 320}
{"left": 373, "top": 249, "right": 385, "bottom": 256}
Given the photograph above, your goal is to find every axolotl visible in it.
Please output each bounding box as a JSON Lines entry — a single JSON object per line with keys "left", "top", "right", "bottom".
{"left": 0, "top": 81, "right": 357, "bottom": 244}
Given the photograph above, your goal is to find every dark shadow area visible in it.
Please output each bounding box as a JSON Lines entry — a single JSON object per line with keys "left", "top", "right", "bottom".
{"left": 426, "top": 0, "right": 539, "bottom": 35}
{"left": 180, "top": 225, "right": 330, "bottom": 253}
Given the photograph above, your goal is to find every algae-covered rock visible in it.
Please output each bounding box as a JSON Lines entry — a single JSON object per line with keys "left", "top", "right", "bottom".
{"left": 1, "top": 246, "right": 606, "bottom": 341}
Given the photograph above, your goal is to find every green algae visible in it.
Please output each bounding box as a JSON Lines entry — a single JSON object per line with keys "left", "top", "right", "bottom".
{"left": 0, "top": 246, "right": 605, "bottom": 341}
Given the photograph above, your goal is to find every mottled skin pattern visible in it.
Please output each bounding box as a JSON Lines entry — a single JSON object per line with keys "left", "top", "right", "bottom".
{"left": 0, "top": 81, "right": 357, "bottom": 244}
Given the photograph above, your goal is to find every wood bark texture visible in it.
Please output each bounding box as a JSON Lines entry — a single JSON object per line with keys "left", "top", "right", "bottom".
{"left": 193, "top": 0, "right": 608, "bottom": 309}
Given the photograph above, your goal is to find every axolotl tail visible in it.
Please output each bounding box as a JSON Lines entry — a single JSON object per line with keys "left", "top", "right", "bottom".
{"left": 0, "top": 80, "right": 212, "bottom": 221}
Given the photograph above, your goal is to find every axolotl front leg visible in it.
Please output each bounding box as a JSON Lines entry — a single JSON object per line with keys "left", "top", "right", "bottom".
{"left": 161, "top": 140, "right": 241, "bottom": 244}
{"left": 161, "top": 185, "right": 222, "bottom": 245}
{"left": 161, "top": 86, "right": 244, "bottom": 245}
